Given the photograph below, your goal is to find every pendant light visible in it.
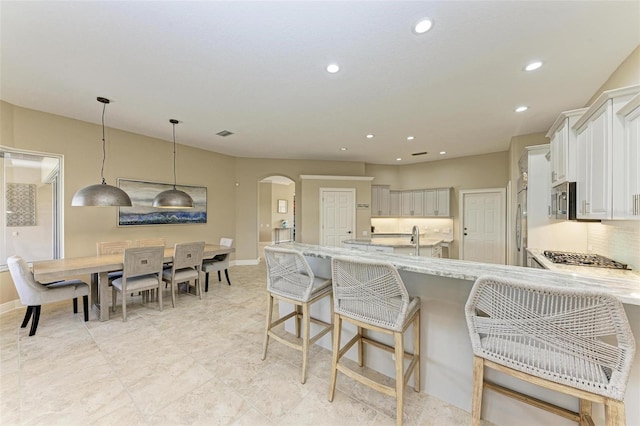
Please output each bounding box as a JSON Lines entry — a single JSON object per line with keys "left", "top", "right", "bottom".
{"left": 72, "top": 97, "right": 132, "bottom": 207}
{"left": 152, "top": 119, "right": 194, "bottom": 208}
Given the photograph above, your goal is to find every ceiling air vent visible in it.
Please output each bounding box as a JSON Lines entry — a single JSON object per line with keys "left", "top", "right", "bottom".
{"left": 412, "top": 151, "right": 428, "bottom": 156}
{"left": 216, "top": 130, "right": 234, "bottom": 137}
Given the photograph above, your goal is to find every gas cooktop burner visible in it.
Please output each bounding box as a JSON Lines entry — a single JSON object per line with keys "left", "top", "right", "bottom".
{"left": 543, "top": 251, "right": 631, "bottom": 270}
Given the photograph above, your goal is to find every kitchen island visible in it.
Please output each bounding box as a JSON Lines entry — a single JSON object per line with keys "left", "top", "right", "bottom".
{"left": 275, "top": 242, "right": 640, "bottom": 426}
{"left": 343, "top": 235, "right": 449, "bottom": 257}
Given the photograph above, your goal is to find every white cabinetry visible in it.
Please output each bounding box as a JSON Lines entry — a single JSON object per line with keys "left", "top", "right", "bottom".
{"left": 424, "top": 188, "right": 451, "bottom": 217}
{"left": 615, "top": 93, "right": 640, "bottom": 219}
{"left": 546, "top": 108, "right": 588, "bottom": 186}
{"left": 371, "top": 185, "right": 390, "bottom": 217}
{"left": 401, "top": 190, "right": 424, "bottom": 216}
{"left": 373, "top": 187, "right": 451, "bottom": 218}
{"left": 389, "top": 190, "right": 401, "bottom": 216}
{"left": 574, "top": 86, "right": 639, "bottom": 220}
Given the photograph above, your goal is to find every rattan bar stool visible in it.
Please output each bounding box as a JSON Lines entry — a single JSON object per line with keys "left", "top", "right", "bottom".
{"left": 329, "top": 256, "right": 420, "bottom": 426}
{"left": 465, "top": 276, "right": 636, "bottom": 426}
{"left": 262, "top": 246, "right": 333, "bottom": 384}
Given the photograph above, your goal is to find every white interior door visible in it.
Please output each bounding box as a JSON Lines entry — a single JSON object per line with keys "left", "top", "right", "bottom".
{"left": 461, "top": 189, "right": 506, "bottom": 264}
{"left": 320, "top": 188, "right": 355, "bottom": 247}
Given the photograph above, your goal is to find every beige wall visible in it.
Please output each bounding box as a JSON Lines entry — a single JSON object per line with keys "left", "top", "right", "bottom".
{"left": 258, "top": 183, "right": 272, "bottom": 242}
{"left": 258, "top": 181, "right": 295, "bottom": 242}
{"left": 587, "top": 44, "right": 640, "bottom": 105}
{"left": 299, "top": 177, "right": 372, "bottom": 245}
{"left": 233, "top": 159, "right": 366, "bottom": 261}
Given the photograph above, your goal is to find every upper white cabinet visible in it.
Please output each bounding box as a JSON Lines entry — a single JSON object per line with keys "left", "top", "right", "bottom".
{"left": 424, "top": 188, "right": 451, "bottom": 217}
{"left": 574, "top": 85, "right": 640, "bottom": 220}
{"left": 389, "top": 190, "right": 401, "bottom": 216}
{"left": 374, "top": 187, "right": 451, "bottom": 217}
{"left": 614, "top": 93, "right": 640, "bottom": 219}
{"left": 401, "top": 190, "right": 424, "bottom": 216}
{"left": 546, "top": 108, "right": 588, "bottom": 186}
{"left": 371, "top": 185, "right": 390, "bottom": 217}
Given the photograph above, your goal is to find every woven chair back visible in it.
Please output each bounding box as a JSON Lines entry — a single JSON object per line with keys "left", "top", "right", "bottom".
{"left": 331, "top": 256, "right": 410, "bottom": 331}
{"left": 172, "top": 241, "right": 205, "bottom": 270}
{"left": 264, "top": 246, "right": 315, "bottom": 301}
{"left": 465, "top": 276, "right": 636, "bottom": 401}
{"left": 122, "top": 247, "right": 165, "bottom": 279}
{"left": 96, "top": 240, "right": 133, "bottom": 255}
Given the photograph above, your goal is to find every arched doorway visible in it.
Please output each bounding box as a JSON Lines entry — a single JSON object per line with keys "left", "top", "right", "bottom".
{"left": 258, "top": 175, "right": 295, "bottom": 259}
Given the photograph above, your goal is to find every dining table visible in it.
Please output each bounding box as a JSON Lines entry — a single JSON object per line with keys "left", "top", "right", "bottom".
{"left": 32, "top": 243, "right": 235, "bottom": 321}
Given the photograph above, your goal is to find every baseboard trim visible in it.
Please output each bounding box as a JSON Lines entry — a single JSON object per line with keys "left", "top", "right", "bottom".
{"left": 0, "top": 299, "right": 22, "bottom": 315}
{"left": 233, "top": 259, "right": 261, "bottom": 266}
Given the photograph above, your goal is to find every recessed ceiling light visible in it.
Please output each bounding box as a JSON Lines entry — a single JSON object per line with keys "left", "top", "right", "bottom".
{"left": 340, "top": 147, "right": 348, "bottom": 151}
{"left": 524, "top": 61, "right": 543, "bottom": 72}
{"left": 366, "top": 134, "right": 375, "bottom": 139}
{"left": 396, "top": 157, "right": 402, "bottom": 161}
{"left": 414, "top": 18, "right": 433, "bottom": 34}
{"left": 515, "top": 106, "right": 528, "bottom": 113}
{"left": 439, "top": 151, "right": 446, "bottom": 155}
{"left": 406, "top": 136, "right": 415, "bottom": 141}
{"left": 326, "top": 63, "right": 340, "bottom": 74}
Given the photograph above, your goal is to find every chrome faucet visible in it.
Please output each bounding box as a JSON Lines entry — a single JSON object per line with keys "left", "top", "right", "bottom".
{"left": 411, "top": 225, "right": 420, "bottom": 256}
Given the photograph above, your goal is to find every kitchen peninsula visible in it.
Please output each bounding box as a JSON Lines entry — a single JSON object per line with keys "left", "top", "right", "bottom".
{"left": 276, "top": 242, "right": 640, "bottom": 426}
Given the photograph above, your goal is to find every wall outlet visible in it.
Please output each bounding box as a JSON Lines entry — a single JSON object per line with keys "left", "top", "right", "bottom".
{"left": 433, "top": 228, "right": 440, "bottom": 232}
{"left": 362, "top": 230, "right": 368, "bottom": 236}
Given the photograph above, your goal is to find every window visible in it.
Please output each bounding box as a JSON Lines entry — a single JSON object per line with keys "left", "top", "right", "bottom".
{"left": 1, "top": 147, "right": 62, "bottom": 268}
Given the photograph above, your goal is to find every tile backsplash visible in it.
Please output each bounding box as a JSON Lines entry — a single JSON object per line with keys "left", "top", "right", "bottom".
{"left": 587, "top": 221, "right": 640, "bottom": 270}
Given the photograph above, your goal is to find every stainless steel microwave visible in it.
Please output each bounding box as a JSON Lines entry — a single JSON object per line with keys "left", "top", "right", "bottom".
{"left": 551, "top": 182, "right": 577, "bottom": 220}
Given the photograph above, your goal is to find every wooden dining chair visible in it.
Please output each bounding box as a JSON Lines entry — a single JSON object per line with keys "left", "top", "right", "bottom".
{"left": 136, "top": 238, "right": 166, "bottom": 247}
{"left": 162, "top": 241, "right": 205, "bottom": 307}
{"left": 7, "top": 256, "right": 89, "bottom": 336}
{"left": 96, "top": 240, "right": 134, "bottom": 283}
{"left": 111, "top": 247, "right": 165, "bottom": 321}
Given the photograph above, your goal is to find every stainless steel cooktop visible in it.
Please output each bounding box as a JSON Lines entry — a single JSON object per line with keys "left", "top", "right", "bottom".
{"left": 543, "top": 250, "right": 631, "bottom": 270}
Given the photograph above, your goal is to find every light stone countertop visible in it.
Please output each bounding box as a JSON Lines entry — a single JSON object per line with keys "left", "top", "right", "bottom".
{"left": 527, "top": 248, "right": 640, "bottom": 281}
{"left": 278, "top": 242, "right": 640, "bottom": 306}
{"left": 343, "top": 237, "right": 443, "bottom": 248}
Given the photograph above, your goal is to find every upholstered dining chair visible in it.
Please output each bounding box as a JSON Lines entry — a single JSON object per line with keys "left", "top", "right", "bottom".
{"left": 7, "top": 255, "right": 89, "bottom": 336}
{"left": 202, "top": 237, "right": 233, "bottom": 290}
{"left": 329, "top": 256, "right": 420, "bottom": 426}
{"left": 262, "top": 246, "right": 333, "bottom": 384}
{"left": 465, "top": 275, "right": 636, "bottom": 426}
{"left": 162, "top": 241, "right": 205, "bottom": 307}
{"left": 111, "top": 246, "right": 165, "bottom": 321}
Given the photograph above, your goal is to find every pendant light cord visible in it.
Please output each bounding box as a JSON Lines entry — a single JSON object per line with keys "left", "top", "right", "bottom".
{"left": 172, "top": 121, "right": 177, "bottom": 190}
{"left": 100, "top": 101, "right": 107, "bottom": 185}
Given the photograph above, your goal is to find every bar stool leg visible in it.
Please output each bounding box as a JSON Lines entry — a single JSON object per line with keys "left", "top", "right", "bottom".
{"left": 262, "top": 294, "right": 274, "bottom": 360}
{"left": 579, "top": 399, "right": 592, "bottom": 426}
{"left": 301, "top": 302, "right": 311, "bottom": 384}
{"left": 413, "top": 310, "right": 420, "bottom": 392}
{"left": 605, "top": 400, "right": 625, "bottom": 426}
{"left": 357, "top": 326, "right": 364, "bottom": 367}
{"left": 471, "top": 356, "right": 484, "bottom": 426}
{"left": 394, "top": 331, "right": 404, "bottom": 426}
{"left": 328, "top": 314, "right": 342, "bottom": 402}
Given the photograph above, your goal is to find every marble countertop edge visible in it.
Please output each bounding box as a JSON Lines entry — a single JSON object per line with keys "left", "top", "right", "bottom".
{"left": 277, "top": 243, "right": 640, "bottom": 306}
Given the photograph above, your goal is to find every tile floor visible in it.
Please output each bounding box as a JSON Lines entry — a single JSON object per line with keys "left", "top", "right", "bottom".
{"left": 0, "top": 263, "right": 493, "bottom": 426}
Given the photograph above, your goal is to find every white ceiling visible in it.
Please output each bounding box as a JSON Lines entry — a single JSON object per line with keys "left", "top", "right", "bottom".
{"left": 1, "top": 1, "right": 639, "bottom": 165}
